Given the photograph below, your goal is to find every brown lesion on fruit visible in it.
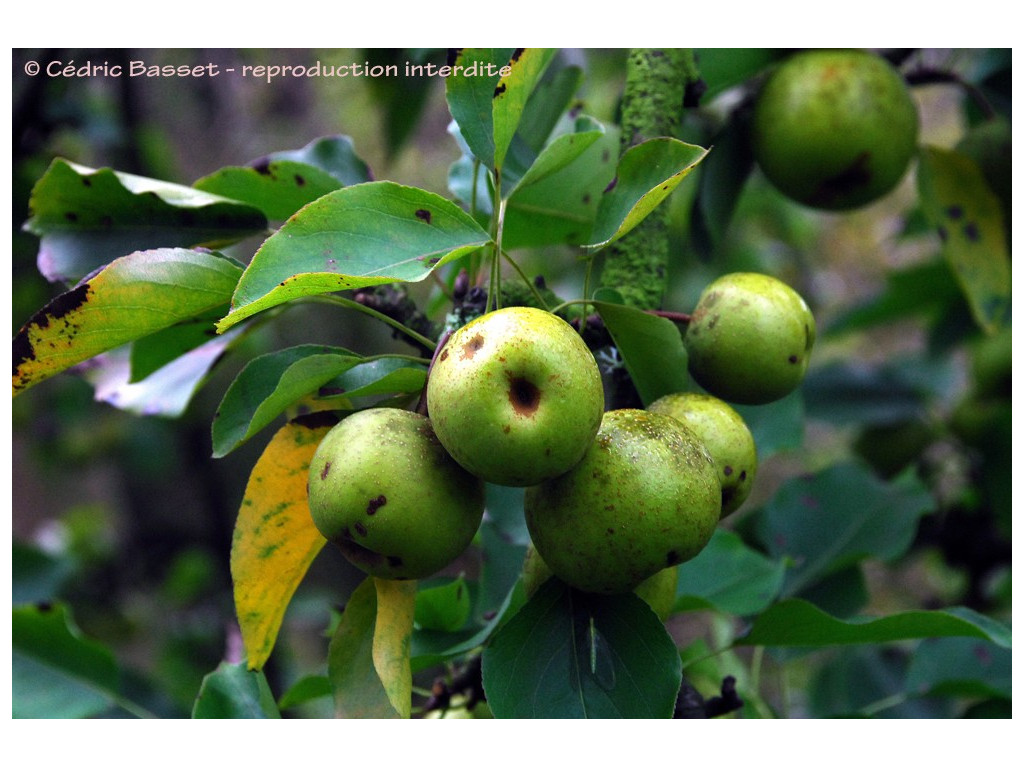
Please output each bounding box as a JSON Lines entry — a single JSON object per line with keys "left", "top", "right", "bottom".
{"left": 354, "top": 522, "right": 369, "bottom": 537}
{"left": 788, "top": 354, "right": 799, "bottom": 364}
{"left": 334, "top": 538, "right": 390, "bottom": 572}
{"left": 508, "top": 375, "right": 540, "bottom": 417}
{"left": 366, "top": 495, "right": 387, "bottom": 515}
{"left": 320, "top": 462, "right": 331, "bottom": 480}
{"left": 460, "top": 334, "right": 485, "bottom": 360}
{"left": 811, "top": 151, "right": 872, "bottom": 206}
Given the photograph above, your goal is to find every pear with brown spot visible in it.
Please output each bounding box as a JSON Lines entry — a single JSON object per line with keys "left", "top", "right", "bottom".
{"left": 427, "top": 306, "right": 604, "bottom": 487}
{"left": 525, "top": 409, "right": 720, "bottom": 594}
{"left": 307, "top": 408, "right": 485, "bottom": 579}
{"left": 684, "top": 272, "right": 815, "bottom": 405}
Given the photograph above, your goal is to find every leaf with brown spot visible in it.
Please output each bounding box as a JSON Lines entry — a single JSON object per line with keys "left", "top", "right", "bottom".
{"left": 917, "top": 146, "right": 1010, "bottom": 334}
{"left": 217, "top": 182, "right": 491, "bottom": 331}
{"left": 231, "top": 421, "right": 331, "bottom": 670}
{"left": 445, "top": 48, "right": 516, "bottom": 169}
{"left": 492, "top": 48, "right": 558, "bottom": 172}
{"left": 194, "top": 136, "right": 373, "bottom": 221}
{"left": 25, "top": 158, "right": 266, "bottom": 284}
{"left": 13, "top": 248, "right": 242, "bottom": 397}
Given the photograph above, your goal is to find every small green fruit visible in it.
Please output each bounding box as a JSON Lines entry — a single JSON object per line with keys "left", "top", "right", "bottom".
{"left": 633, "top": 566, "right": 679, "bottom": 622}
{"left": 307, "top": 408, "right": 485, "bottom": 580}
{"left": 648, "top": 392, "right": 757, "bottom": 517}
{"left": 525, "top": 409, "right": 720, "bottom": 594}
{"left": 751, "top": 49, "right": 919, "bottom": 210}
{"left": 426, "top": 306, "right": 604, "bottom": 487}
{"left": 684, "top": 272, "right": 815, "bottom": 405}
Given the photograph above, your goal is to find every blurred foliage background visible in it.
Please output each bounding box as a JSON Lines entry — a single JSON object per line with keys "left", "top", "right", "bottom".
{"left": 11, "top": 48, "right": 1011, "bottom": 718}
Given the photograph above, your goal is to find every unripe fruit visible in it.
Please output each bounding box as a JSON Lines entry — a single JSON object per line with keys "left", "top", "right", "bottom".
{"left": 426, "top": 306, "right": 604, "bottom": 487}
{"left": 525, "top": 409, "right": 720, "bottom": 594}
{"left": 684, "top": 272, "right": 815, "bottom": 405}
{"left": 648, "top": 392, "right": 757, "bottom": 517}
{"left": 307, "top": 408, "right": 485, "bottom": 580}
{"left": 751, "top": 49, "right": 919, "bottom": 210}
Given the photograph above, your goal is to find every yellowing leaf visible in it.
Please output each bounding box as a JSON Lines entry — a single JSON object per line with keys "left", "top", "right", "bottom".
{"left": 372, "top": 578, "right": 417, "bottom": 719}
{"left": 231, "top": 417, "right": 336, "bottom": 670}
{"left": 12, "top": 248, "right": 241, "bottom": 397}
{"left": 917, "top": 146, "right": 1011, "bottom": 334}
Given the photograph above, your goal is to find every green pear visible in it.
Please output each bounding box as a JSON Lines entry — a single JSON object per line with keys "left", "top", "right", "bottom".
{"left": 525, "top": 409, "right": 720, "bottom": 594}
{"left": 426, "top": 306, "right": 604, "bottom": 487}
{"left": 307, "top": 408, "right": 484, "bottom": 580}
{"left": 648, "top": 392, "right": 757, "bottom": 517}
{"left": 751, "top": 49, "right": 919, "bottom": 210}
{"left": 684, "top": 272, "right": 815, "bottom": 405}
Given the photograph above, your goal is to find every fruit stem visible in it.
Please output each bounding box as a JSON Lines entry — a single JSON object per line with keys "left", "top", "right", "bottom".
{"left": 302, "top": 294, "right": 437, "bottom": 351}
{"left": 647, "top": 309, "right": 692, "bottom": 324}
{"left": 502, "top": 251, "right": 550, "bottom": 310}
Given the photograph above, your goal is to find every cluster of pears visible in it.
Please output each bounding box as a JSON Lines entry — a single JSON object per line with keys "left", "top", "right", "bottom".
{"left": 306, "top": 273, "right": 814, "bottom": 598}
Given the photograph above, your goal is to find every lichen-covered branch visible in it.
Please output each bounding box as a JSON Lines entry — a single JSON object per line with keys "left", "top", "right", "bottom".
{"left": 599, "top": 48, "right": 698, "bottom": 310}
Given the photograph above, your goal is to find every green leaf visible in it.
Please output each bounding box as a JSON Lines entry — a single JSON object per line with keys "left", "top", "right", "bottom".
{"left": 827, "top": 259, "right": 963, "bottom": 336}
{"left": 689, "top": 111, "right": 756, "bottom": 256}
{"left": 13, "top": 248, "right": 243, "bottom": 397}
{"left": 211, "top": 345, "right": 360, "bottom": 458}
{"left": 916, "top": 146, "right": 1010, "bottom": 333}
{"left": 753, "top": 463, "right": 934, "bottom": 598}
{"left": 503, "top": 127, "right": 619, "bottom": 249}
{"left": 317, "top": 357, "right": 428, "bottom": 402}
{"left": 411, "top": 580, "right": 526, "bottom": 673}
{"left": 25, "top": 158, "right": 266, "bottom": 284}
{"left": 801, "top": 361, "right": 929, "bottom": 427}
{"left": 507, "top": 116, "right": 605, "bottom": 197}
{"left": 231, "top": 420, "right": 332, "bottom": 670}
{"left": 481, "top": 579, "right": 682, "bottom": 718}
{"left": 500, "top": 65, "right": 585, "bottom": 185}
{"left": 193, "top": 135, "right": 372, "bottom": 220}
{"left": 217, "top": 181, "right": 491, "bottom": 331}
{"left": 13, "top": 541, "right": 74, "bottom": 605}
{"left": 905, "top": 637, "right": 1011, "bottom": 700}
{"left": 808, "top": 646, "right": 941, "bottom": 718}
{"left": 675, "top": 530, "right": 785, "bottom": 616}
{"left": 278, "top": 675, "right": 332, "bottom": 710}
{"left": 731, "top": 391, "right": 805, "bottom": 460}
{"left": 594, "top": 298, "right": 690, "bottom": 406}
{"left": 270, "top": 134, "right": 373, "bottom": 187}
{"left": 736, "top": 599, "right": 1011, "bottom": 649}
{"left": 445, "top": 48, "right": 516, "bottom": 169}
{"left": 586, "top": 137, "right": 709, "bottom": 249}
{"left": 694, "top": 48, "right": 784, "bottom": 101}
{"left": 192, "top": 662, "right": 281, "bottom": 718}
{"left": 12, "top": 603, "right": 121, "bottom": 718}
{"left": 415, "top": 576, "right": 472, "bottom": 632}
{"left": 492, "top": 49, "right": 558, "bottom": 172}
